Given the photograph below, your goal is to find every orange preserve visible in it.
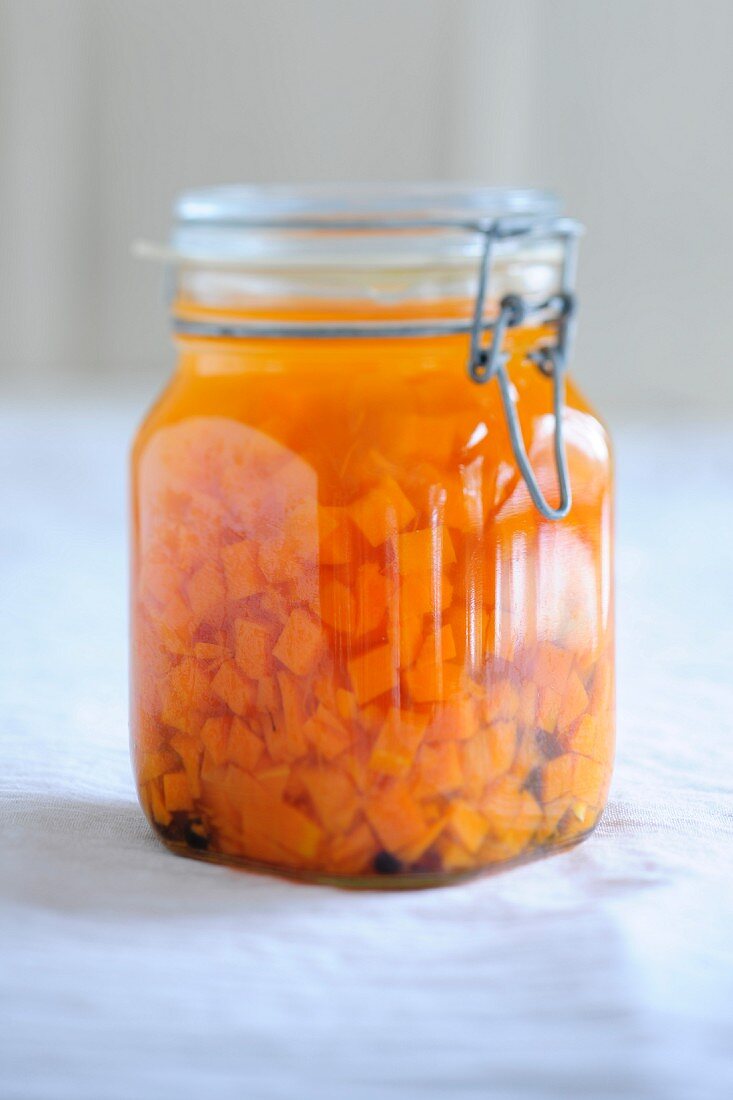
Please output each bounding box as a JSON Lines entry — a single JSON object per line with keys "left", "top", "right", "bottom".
{"left": 131, "top": 185, "right": 614, "bottom": 886}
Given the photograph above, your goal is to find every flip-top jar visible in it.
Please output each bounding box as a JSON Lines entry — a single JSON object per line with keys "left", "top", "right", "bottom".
{"left": 131, "top": 185, "right": 614, "bottom": 886}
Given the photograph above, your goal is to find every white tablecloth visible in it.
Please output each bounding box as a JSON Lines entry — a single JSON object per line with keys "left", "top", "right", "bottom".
{"left": 1, "top": 400, "right": 732, "bottom": 1100}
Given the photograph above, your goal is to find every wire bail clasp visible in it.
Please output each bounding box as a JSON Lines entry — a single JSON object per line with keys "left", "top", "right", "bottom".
{"left": 467, "top": 225, "right": 574, "bottom": 521}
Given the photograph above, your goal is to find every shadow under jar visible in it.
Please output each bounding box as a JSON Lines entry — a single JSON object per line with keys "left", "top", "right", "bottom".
{"left": 130, "top": 185, "right": 614, "bottom": 887}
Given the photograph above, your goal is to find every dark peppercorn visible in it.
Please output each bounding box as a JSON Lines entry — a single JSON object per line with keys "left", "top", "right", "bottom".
{"left": 374, "top": 850, "right": 403, "bottom": 874}
{"left": 184, "top": 819, "right": 210, "bottom": 851}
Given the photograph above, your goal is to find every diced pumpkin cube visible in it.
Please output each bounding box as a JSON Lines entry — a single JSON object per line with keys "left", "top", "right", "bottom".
{"left": 137, "top": 749, "right": 178, "bottom": 785}
{"left": 169, "top": 732, "right": 202, "bottom": 798}
{"left": 401, "top": 570, "right": 453, "bottom": 617}
{"left": 394, "top": 526, "right": 457, "bottom": 574}
{"left": 194, "top": 641, "right": 229, "bottom": 663}
{"left": 449, "top": 801, "right": 490, "bottom": 853}
{"left": 364, "top": 783, "right": 426, "bottom": 851}
{"left": 318, "top": 506, "right": 354, "bottom": 565}
{"left": 253, "top": 764, "right": 291, "bottom": 801}
{"left": 417, "top": 624, "right": 457, "bottom": 666}
{"left": 355, "top": 562, "right": 389, "bottom": 635}
{"left": 349, "top": 476, "right": 416, "bottom": 547}
{"left": 273, "top": 608, "right": 323, "bottom": 676}
{"left": 537, "top": 686, "right": 562, "bottom": 733}
{"left": 299, "top": 765, "right": 359, "bottom": 833}
{"left": 482, "top": 677, "right": 519, "bottom": 723}
{"left": 397, "top": 812, "right": 450, "bottom": 864}
{"left": 148, "top": 779, "right": 172, "bottom": 827}
{"left": 557, "top": 670, "right": 589, "bottom": 732}
{"left": 413, "top": 740, "right": 463, "bottom": 797}
{"left": 534, "top": 642, "right": 574, "bottom": 690}
{"left": 234, "top": 618, "right": 272, "bottom": 680}
{"left": 221, "top": 540, "right": 266, "bottom": 600}
{"left": 185, "top": 560, "right": 226, "bottom": 627}
{"left": 319, "top": 577, "right": 355, "bottom": 632}
{"left": 369, "top": 708, "right": 427, "bottom": 778}
{"left": 403, "top": 659, "right": 462, "bottom": 704}
{"left": 303, "top": 703, "right": 351, "bottom": 761}
{"left": 348, "top": 643, "right": 396, "bottom": 705}
{"left": 541, "top": 753, "right": 576, "bottom": 803}
{"left": 200, "top": 715, "right": 231, "bottom": 767}
{"left": 329, "top": 821, "right": 377, "bottom": 873}
{"left": 228, "top": 717, "right": 265, "bottom": 772}
{"left": 572, "top": 755, "right": 607, "bottom": 805}
{"left": 210, "top": 661, "right": 255, "bottom": 716}
{"left": 565, "top": 713, "right": 598, "bottom": 757}
{"left": 162, "top": 770, "right": 195, "bottom": 813}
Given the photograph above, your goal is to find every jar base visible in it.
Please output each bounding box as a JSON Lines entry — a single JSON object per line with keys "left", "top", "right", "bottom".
{"left": 152, "top": 824, "right": 599, "bottom": 891}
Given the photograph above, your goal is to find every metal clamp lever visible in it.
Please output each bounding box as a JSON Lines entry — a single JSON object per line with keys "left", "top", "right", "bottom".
{"left": 467, "top": 229, "right": 574, "bottom": 521}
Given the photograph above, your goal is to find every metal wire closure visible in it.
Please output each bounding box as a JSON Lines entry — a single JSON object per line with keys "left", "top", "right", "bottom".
{"left": 467, "top": 224, "right": 576, "bottom": 520}
{"left": 170, "top": 215, "right": 581, "bottom": 521}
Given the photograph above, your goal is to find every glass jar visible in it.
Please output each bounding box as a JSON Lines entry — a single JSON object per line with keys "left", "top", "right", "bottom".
{"left": 131, "top": 185, "right": 614, "bottom": 886}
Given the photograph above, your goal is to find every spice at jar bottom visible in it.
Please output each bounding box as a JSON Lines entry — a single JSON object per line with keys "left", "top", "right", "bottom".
{"left": 130, "top": 185, "right": 614, "bottom": 887}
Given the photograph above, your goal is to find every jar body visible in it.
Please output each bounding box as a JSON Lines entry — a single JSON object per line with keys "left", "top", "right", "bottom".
{"left": 131, "top": 327, "right": 613, "bottom": 885}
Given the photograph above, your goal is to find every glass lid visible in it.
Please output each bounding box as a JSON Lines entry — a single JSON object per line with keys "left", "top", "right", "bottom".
{"left": 136, "top": 184, "right": 577, "bottom": 270}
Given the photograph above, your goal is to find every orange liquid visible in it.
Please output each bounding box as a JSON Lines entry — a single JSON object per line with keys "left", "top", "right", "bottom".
{"left": 131, "top": 300, "right": 614, "bottom": 885}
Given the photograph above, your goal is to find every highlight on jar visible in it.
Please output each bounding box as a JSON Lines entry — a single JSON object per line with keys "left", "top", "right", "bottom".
{"left": 130, "top": 185, "right": 614, "bottom": 887}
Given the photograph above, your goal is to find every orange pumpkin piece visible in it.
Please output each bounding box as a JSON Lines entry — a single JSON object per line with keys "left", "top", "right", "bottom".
{"left": 302, "top": 703, "right": 351, "bottom": 761}
{"left": 348, "top": 642, "right": 396, "bottom": 706}
{"left": 400, "top": 570, "right": 453, "bottom": 617}
{"left": 485, "top": 720, "right": 518, "bottom": 776}
{"left": 163, "top": 770, "right": 195, "bottom": 813}
{"left": 369, "top": 708, "right": 427, "bottom": 778}
{"left": 417, "top": 624, "right": 457, "bottom": 666}
{"left": 234, "top": 618, "right": 272, "bottom": 679}
{"left": 349, "top": 475, "right": 416, "bottom": 547}
{"left": 355, "top": 562, "right": 389, "bottom": 635}
{"left": 253, "top": 764, "right": 291, "bottom": 801}
{"left": 413, "top": 740, "right": 463, "bottom": 797}
{"left": 194, "top": 641, "right": 229, "bottom": 662}
{"left": 318, "top": 506, "right": 354, "bottom": 565}
{"left": 388, "top": 602, "right": 424, "bottom": 669}
{"left": 394, "top": 526, "right": 456, "bottom": 574}
{"left": 572, "top": 755, "right": 607, "bottom": 804}
{"left": 237, "top": 772, "right": 323, "bottom": 859}
{"left": 365, "top": 783, "right": 427, "bottom": 851}
{"left": 169, "top": 732, "right": 202, "bottom": 798}
{"left": 299, "top": 766, "right": 359, "bottom": 833}
{"left": 210, "top": 660, "right": 255, "bottom": 716}
{"left": 557, "top": 670, "right": 589, "bottom": 732}
{"left": 397, "top": 812, "right": 449, "bottom": 863}
{"left": 185, "top": 560, "right": 226, "bottom": 627}
{"left": 403, "top": 659, "right": 462, "bottom": 704}
{"left": 273, "top": 608, "right": 323, "bottom": 676}
{"left": 148, "top": 780, "right": 172, "bottom": 827}
{"left": 328, "top": 821, "right": 377, "bottom": 873}
{"left": 137, "top": 749, "right": 178, "bottom": 785}
{"left": 200, "top": 715, "right": 231, "bottom": 767}
{"left": 449, "top": 801, "right": 490, "bottom": 853}
{"left": 220, "top": 540, "right": 266, "bottom": 600}
{"left": 319, "top": 577, "right": 356, "bottom": 632}
{"left": 534, "top": 642, "right": 574, "bottom": 690}
{"left": 537, "top": 686, "right": 562, "bottom": 733}
{"left": 228, "top": 717, "right": 265, "bottom": 771}
{"left": 517, "top": 681, "right": 538, "bottom": 727}
{"left": 165, "top": 657, "right": 213, "bottom": 713}
{"left": 541, "top": 753, "right": 576, "bottom": 803}
{"left": 482, "top": 677, "right": 519, "bottom": 723}
{"left": 565, "top": 713, "right": 598, "bottom": 757}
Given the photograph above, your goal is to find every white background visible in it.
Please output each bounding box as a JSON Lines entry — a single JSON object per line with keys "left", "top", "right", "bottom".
{"left": 1, "top": 0, "right": 733, "bottom": 414}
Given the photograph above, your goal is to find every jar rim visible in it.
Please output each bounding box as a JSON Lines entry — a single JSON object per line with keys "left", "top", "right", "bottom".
{"left": 174, "top": 182, "right": 560, "bottom": 226}
{"left": 134, "top": 183, "right": 581, "bottom": 271}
